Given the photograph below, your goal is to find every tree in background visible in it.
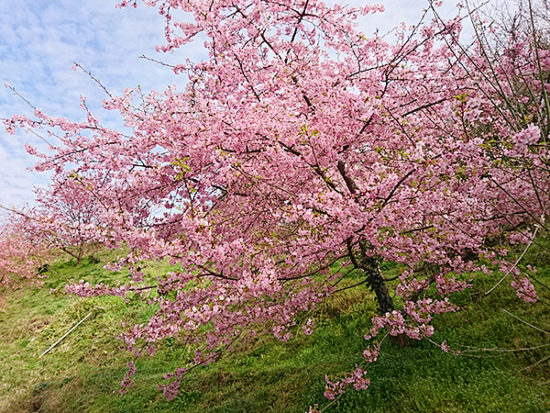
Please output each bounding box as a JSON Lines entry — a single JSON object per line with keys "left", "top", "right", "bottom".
{"left": 4, "top": 0, "right": 549, "bottom": 404}
{"left": 1, "top": 176, "right": 104, "bottom": 265}
{"left": 439, "top": 0, "right": 550, "bottom": 302}
{"left": 29, "top": 179, "right": 104, "bottom": 264}
{"left": 0, "top": 212, "right": 51, "bottom": 308}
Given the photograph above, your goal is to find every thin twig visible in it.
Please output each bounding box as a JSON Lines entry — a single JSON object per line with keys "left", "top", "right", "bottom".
{"left": 521, "top": 354, "right": 550, "bottom": 370}
{"left": 484, "top": 225, "right": 539, "bottom": 296}
{"left": 502, "top": 308, "right": 550, "bottom": 335}
{"left": 73, "top": 62, "right": 113, "bottom": 98}
{"left": 461, "top": 342, "right": 550, "bottom": 353}
{"left": 39, "top": 312, "right": 92, "bottom": 358}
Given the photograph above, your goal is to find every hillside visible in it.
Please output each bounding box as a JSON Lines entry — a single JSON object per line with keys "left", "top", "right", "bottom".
{"left": 1, "top": 242, "right": 549, "bottom": 413}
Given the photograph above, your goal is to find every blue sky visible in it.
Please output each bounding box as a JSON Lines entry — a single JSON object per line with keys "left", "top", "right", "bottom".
{"left": 0, "top": 0, "right": 462, "bottom": 209}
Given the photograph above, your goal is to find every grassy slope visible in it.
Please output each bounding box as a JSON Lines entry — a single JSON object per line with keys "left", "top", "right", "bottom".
{"left": 0, "top": 243, "right": 549, "bottom": 413}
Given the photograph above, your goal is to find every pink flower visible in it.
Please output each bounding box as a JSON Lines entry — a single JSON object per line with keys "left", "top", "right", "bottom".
{"left": 511, "top": 278, "right": 538, "bottom": 303}
{"left": 513, "top": 125, "right": 540, "bottom": 154}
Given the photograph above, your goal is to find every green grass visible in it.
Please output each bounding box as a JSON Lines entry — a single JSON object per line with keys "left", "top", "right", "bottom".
{"left": 0, "top": 244, "right": 549, "bottom": 413}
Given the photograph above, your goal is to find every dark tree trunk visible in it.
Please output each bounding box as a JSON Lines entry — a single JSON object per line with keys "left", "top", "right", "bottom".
{"left": 359, "top": 244, "right": 408, "bottom": 347}
{"left": 361, "top": 255, "right": 395, "bottom": 315}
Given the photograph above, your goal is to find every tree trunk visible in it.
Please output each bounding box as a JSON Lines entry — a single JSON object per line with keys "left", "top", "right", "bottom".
{"left": 361, "top": 255, "right": 394, "bottom": 314}
{"left": 360, "top": 252, "right": 408, "bottom": 347}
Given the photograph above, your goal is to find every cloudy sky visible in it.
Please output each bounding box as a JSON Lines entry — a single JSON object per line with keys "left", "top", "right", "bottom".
{"left": 0, "top": 0, "right": 463, "bottom": 209}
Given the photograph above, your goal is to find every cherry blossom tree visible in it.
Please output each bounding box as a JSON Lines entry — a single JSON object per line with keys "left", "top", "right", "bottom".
{"left": 1, "top": 177, "right": 104, "bottom": 265}
{"left": 30, "top": 179, "right": 104, "bottom": 264}
{"left": 4, "top": 0, "right": 548, "bottom": 403}
{"left": 0, "top": 212, "right": 50, "bottom": 308}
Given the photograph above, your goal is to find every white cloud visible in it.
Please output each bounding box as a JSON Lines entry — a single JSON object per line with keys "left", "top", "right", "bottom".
{"left": 0, "top": 0, "right": 204, "bottom": 208}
